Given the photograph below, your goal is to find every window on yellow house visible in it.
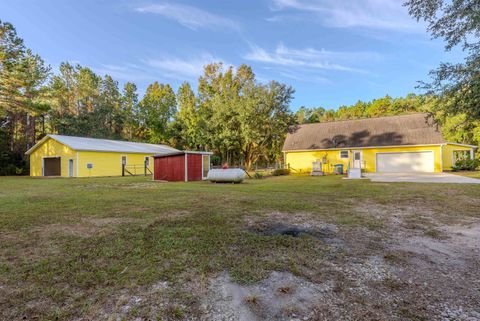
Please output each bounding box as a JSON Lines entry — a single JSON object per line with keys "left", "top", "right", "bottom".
{"left": 340, "top": 151, "right": 349, "bottom": 159}
{"left": 453, "top": 150, "right": 471, "bottom": 161}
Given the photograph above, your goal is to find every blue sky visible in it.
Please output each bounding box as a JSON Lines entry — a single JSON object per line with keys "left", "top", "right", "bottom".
{"left": 0, "top": 0, "right": 464, "bottom": 110}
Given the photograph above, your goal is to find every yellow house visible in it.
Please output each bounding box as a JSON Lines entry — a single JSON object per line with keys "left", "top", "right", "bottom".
{"left": 25, "top": 134, "right": 180, "bottom": 177}
{"left": 283, "top": 114, "right": 477, "bottom": 174}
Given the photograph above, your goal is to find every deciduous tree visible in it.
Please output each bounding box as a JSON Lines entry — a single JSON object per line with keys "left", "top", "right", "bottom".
{"left": 405, "top": 0, "right": 480, "bottom": 118}
{"left": 138, "top": 82, "right": 176, "bottom": 144}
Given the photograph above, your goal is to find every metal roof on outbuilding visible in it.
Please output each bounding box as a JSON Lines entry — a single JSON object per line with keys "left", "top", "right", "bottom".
{"left": 153, "top": 151, "right": 213, "bottom": 158}
{"left": 25, "top": 134, "right": 180, "bottom": 155}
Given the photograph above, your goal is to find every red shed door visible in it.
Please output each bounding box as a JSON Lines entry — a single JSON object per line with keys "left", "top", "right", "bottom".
{"left": 187, "top": 154, "right": 202, "bottom": 181}
{"left": 154, "top": 155, "right": 185, "bottom": 181}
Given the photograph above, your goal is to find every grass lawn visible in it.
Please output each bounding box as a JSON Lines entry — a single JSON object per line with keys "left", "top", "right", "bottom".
{"left": 1, "top": 175, "right": 479, "bottom": 320}
{"left": 451, "top": 170, "right": 480, "bottom": 179}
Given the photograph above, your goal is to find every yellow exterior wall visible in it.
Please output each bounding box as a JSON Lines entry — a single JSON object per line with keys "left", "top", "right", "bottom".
{"left": 29, "top": 137, "right": 154, "bottom": 177}
{"left": 442, "top": 144, "right": 474, "bottom": 171}
{"left": 285, "top": 145, "right": 443, "bottom": 173}
{"left": 77, "top": 151, "right": 153, "bottom": 177}
{"left": 29, "top": 138, "right": 76, "bottom": 177}
{"left": 285, "top": 149, "right": 350, "bottom": 174}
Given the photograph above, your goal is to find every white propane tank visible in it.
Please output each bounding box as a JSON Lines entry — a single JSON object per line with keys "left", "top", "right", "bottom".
{"left": 207, "top": 168, "right": 246, "bottom": 183}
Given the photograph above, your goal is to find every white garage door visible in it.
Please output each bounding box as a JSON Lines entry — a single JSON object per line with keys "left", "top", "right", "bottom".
{"left": 376, "top": 152, "right": 434, "bottom": 173}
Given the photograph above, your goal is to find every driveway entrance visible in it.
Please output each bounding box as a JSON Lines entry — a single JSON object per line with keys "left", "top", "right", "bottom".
{"left": 365, "top": 172, "right": 480, "bottom": 184}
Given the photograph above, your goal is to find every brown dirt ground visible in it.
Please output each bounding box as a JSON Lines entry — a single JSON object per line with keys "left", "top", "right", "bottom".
{"left": 203, "top": 205, "right": 480, "bottom": 320}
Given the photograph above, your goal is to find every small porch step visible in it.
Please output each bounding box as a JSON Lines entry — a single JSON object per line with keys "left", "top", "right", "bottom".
{"left": 348, "top": 168, "right": 362, "bottom": 179}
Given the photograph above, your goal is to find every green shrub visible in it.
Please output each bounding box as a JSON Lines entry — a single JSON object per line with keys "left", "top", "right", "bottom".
{"left": 253, "top": 172, "right": 264, "bottom": 179}
{"left": 210, "top": 155, "right": 221, "bottom": 166}
{"left": 272, "top": 168, "right": 290, "bottom": 176}
{"left": 452, "top": 158, "right": 479, "bottom": 171}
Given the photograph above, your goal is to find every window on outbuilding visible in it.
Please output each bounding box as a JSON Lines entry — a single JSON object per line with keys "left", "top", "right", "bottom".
{"left": 340, "top": 151, "right": 349, "bottom": 159}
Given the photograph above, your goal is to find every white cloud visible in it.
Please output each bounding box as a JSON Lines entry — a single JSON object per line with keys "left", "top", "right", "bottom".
{"left": 244, "top": 43, "right": 380, "bottom": 73}
{"left": 92, "top": 53, "right": 225, "bottom": 82}
{"left": 276, "top": 68, "right": 330, "bottom": 83}
{"left": 92, "top": 53, "right": 228, "bottom": 84}
{"left": 93, "top": 63, "right": 156, "bottom": 82}
{"left": 143, "top": 54, "right": 228, "bottom": 80}
{"left": 269, "top": 0, "right": 421, "bottom": 32}
{"left": 135, "top": 3, "right": 239, "bottom": 31}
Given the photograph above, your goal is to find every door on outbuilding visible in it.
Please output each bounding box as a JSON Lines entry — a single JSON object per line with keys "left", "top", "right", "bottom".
{"left": 68, "top": 159, "right": 74, "bottom": 177}
{"left": 153, "top": 154, "right": 185, "bottom": 181}
{"left": 376, "top": 151, "right": 434, "bottom": 173}
{"left": 43, "top": 157, "right": 61, "bottom": 176}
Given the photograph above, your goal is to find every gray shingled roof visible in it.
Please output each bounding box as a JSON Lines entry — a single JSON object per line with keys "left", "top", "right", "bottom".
{"left": 26, "top": 134, "right": 180, "bottom": 155}
{"left": 283, "top": 113, "right": 446, "bottom": 151}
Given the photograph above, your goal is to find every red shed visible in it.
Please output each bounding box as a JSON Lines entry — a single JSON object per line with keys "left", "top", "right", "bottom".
{"left": 153, "top": 151, "right": 213, "bottom": 182}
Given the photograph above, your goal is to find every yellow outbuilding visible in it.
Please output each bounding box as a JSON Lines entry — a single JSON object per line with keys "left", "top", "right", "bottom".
{"left": 283, "top": 113, "right": 477, "bottom": 174}
{"left": 26, "top": 134, "right": 180, "bottom": 177}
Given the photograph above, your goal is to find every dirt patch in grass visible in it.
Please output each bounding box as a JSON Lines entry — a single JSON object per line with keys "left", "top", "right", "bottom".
{"left": 396, "top": 223, "right": 480, "bottom": 265}
{"left": 248, "top": 222, "right": 342, "bottom": 245}
{"left": 74, "top": 274, "right": 210, "bottom": 321}
{"left": 83, "top": 281, "right": 171, "bottom": 321}
{"left": 355, "top": 202, "right": 438, "bottom": 227}
{"left": 246, "top": 211, "right": 339, "bottom": 235}
{"left": 355, "top": 201, "right": 480, "bottom": 263}
{"left": 241, "top": 205, "right": 480, "bottom": 319}
{"left": 246, "top": 211, "right": 344, "bottom": 248}
{"left": 203, "top": 271, "right": 332, "bottom": 321}
{"left": 351, "top": 201, "right": 480, "bottom": 320}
